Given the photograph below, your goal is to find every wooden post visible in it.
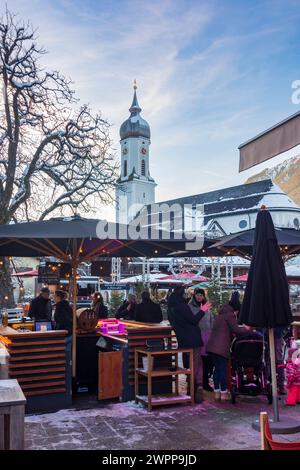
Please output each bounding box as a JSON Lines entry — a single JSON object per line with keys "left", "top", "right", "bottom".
{"left": 71, "top": 262, "right": 78, "bottom": 379}
{"left": 190, "top": 349, "right": 194, "bottom": 405}
{"left": 269, "top": 328, "right": 279, "bottom": 422}
{"left": 134, "top": 350, "right": 138, "bottom": 403}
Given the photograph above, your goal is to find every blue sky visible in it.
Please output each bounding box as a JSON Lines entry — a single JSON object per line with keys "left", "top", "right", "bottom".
{"left": 6, "top": 0, "right": 300, "bottom": 220}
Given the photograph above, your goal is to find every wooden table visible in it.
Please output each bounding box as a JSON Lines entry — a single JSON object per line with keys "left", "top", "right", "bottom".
{"left": 0, "top": 379, "right": 26, "bottom": 450}
{"left": 135, "top": 348, "right": 194, "bottom": 411}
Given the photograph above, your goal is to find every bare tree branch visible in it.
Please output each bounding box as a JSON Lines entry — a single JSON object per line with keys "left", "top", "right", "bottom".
{"left": 0, "top": 9, "right": 118, "bottom": 225}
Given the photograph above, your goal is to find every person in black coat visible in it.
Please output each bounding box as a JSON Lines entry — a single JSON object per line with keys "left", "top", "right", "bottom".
{"left": 135, "top": 291, "right": 163, "bottom": 323}
{"left": 116, "top": 294, "right": 136, "bottom": 320}
{"left": 168, "top": 286, "right": 210, "bottom": 403}
{"left": 54, "top": 290, "right": 73, "bottom": 337}
{"left": 28, "top": 287, "right": 52, "bottom": 321}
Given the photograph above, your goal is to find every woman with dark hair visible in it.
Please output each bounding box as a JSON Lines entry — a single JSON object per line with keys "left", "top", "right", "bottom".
{"left": 189, "top": 288, "right": 214, "bottom": 391}
{"left": 229, "top": 291, "right": 241, "bottom": 316}
{"left": 206, "top": 304, "right": 250, "bottom": 401}
{"left": 91, "top": 292, "right": 108, "bottom": 319}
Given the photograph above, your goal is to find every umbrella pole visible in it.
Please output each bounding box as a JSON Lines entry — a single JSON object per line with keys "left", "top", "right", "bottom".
{"left": 71, "top": 264, "right": 78, "bottom": 379}
{"left": 269, "top": 328, "right": 279, "bottom": 422}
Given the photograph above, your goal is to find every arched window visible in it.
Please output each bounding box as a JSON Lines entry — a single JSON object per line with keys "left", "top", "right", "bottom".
{"left": 141, "top": 160, "right": 146, "bottom": 176}
{"left": 124, "top": 160, "right": 127, "bottom": 177}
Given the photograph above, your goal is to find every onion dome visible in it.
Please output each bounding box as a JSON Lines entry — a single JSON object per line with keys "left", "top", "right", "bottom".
{"left": 120, "top": 81, "right": 150, "bottom": 140}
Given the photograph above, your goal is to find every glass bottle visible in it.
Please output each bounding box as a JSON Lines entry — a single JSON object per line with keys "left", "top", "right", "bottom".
{"left": 2, "top": 309, "right": 8, "bottom": 328}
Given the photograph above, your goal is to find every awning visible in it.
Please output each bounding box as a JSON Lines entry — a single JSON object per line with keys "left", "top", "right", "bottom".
{"left": 239, "top": 111, "right": 300, "bottom": 171}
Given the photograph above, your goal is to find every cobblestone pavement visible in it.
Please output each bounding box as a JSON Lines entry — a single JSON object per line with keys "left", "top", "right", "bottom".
{"left": 24, "top": 391, "right": 300, "bottom": 450}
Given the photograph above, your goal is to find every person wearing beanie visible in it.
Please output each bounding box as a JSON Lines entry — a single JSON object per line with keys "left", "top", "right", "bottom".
{"left": 135, "top": 291, "right": 162, "bottom": 323}
{"left": 28, "top": 287, "right": 52, "bottom": 321}
{"left": 189, "top": 288, "right": 214, "bottom": 391}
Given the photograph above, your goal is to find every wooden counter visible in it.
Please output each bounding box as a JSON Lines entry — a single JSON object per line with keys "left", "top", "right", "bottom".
{"left": 76, "top": 320, "right": 174, "bottom": 401}
{"left": 0, "top": 328, "right": 71, "bottom": 413}
{"left": 96, "top": 320, "right": 173, "bottom": 401}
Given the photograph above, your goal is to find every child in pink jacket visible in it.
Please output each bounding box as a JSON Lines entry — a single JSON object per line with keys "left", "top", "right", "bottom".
{"left": 286, "top": 348, "right": 300, "bottom": 406}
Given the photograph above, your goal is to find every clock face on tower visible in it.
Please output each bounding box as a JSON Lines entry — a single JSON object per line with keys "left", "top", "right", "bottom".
{"left": 140, "top": 147, "right": 147, "bottom": 155}
{"left": 122, "top": 148, "right": 128, "bottom": 155}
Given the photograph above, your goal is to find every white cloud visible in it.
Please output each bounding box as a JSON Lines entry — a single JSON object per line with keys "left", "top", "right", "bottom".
{"left": 4, "top": 0, "right": 300, "bottom": 222}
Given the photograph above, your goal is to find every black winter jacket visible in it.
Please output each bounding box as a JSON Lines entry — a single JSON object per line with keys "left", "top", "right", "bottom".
{"left": 168, "top": 293, "right": 205, "bottom": 348}
{"left": 115, "top": 301, "right": 136, "bottom": 320}
{"left": 54, "top": 300, "right": 73, "bottom": 336}
{"left": 135, "top": 299, "right": 162, "bottom": 323}
{"left": 28, "top": 295, "right": 52, "bottom": 321}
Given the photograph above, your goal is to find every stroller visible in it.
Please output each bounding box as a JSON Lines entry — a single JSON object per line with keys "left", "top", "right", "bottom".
{"left": 230, "top": 331, "right": 272, "bottom": 404}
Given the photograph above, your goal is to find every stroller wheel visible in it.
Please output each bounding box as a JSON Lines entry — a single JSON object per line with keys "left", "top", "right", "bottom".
{"left": 231, "top": 392, "right": 236, "bottom": 404}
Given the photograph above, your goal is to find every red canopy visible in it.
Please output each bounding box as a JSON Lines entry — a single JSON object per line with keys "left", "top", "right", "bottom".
{"left": 11, "top": 269, "right": 38, "bottom": 277}
{"left": 233, "top": 274, "right": 248, "bottom": 282}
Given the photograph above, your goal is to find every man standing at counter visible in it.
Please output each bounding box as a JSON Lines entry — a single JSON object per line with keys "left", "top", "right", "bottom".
{"left": 135, "top": 291, "right": 163, "bottom": 323}
{"left": 28, "top": 287, "right": 52, "bottom": 321}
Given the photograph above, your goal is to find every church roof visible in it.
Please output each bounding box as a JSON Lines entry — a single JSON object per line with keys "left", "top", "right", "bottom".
{"left": 137, "top": 179, "right": 300, "bottom": 231}
{"left": 155, "top": 179, "right": 299, "bottom": 215}
{"left": 120, "top": 84, "right": 150, "bottom": 140}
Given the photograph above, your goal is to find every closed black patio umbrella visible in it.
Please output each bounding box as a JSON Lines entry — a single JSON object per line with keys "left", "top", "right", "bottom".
{"left": 239, "top": 208, "right": 299, "bottom": 432}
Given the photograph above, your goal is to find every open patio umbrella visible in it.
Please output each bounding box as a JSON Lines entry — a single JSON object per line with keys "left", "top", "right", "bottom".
{"left": 210, "top": 226, "right": 300, "bottom": 258}
{"left": 239, "top": 208, "right": 299, "bottom": 433}
{"left": 0, "top": 215, "right": 218, "bottom": 378}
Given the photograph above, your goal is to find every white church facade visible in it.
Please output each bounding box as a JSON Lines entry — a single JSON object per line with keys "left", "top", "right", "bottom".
{"left": 116, "top": 83, "right": 156, "bottom": 224}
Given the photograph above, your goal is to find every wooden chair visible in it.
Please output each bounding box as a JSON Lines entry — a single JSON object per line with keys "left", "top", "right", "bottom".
{"left": 260, "top": 412, "right": 300, "bottom": 450}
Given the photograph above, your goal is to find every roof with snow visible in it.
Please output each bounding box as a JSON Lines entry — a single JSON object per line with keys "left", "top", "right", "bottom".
{"left": 139, "top": 179, "right": 300, "bottom": 224}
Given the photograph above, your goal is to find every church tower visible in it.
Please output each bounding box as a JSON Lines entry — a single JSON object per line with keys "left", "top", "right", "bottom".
{"left": 116, "top": 82, "right": 156, "bottom": 224}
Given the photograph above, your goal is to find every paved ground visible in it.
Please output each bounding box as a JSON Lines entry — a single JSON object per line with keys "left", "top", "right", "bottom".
{"left": 24, "top": 391, "right": 300, "bottom": 450}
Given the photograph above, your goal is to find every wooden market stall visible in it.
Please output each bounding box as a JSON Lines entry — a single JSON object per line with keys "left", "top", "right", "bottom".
{"left": 0, "top": 326, "right": 71, "bottom": 413}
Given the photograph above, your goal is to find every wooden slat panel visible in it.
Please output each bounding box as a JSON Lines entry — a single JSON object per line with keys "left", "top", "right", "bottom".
{"left": 25, "top": 388, "right": 66, "bottom": 396}
{"left": 127, "top": 334, "right": 172, "bottom": 340}
{"left": 9, "top": 367, "right": 65, "bottom": 376}
{"left": 3, "top": 330, "right": 67, "bottom": 339}
{"left": 17, "top": 374, "right": 65, "bottom": 383}
{"left": 8, "top": 347, "right": 65, "bottom": 354}
{"left": 9, "top": 340, "right": 65, "bottom": 347}
{"left": 21, "top": 380, "right": 65, "bottom": 390}
{"left": 9, "top": 353, "right": 65, "bottom": 361}
{"left": 9, "top": 360, "right": 65, "bottom": 369}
